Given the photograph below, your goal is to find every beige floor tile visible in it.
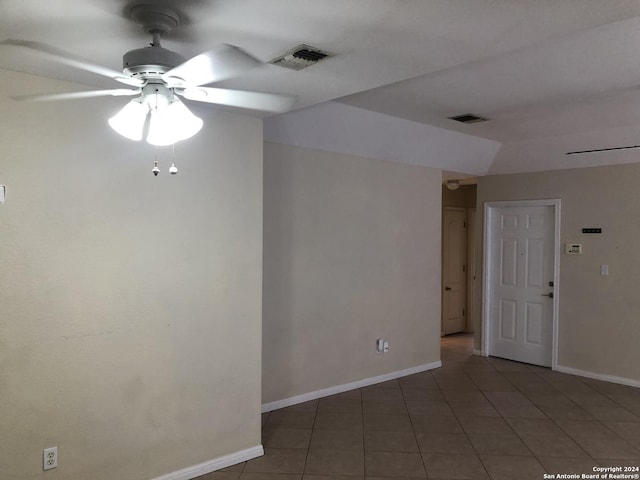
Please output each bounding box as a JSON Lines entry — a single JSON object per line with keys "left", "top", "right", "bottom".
{"left": 628, "top": 438, "right": 640, "bottom": 451}
{"left": 362, "top": 399, "right": 408, "bottom": 415}
{"left": 415, "top": 432, "right": 475, "bottom": 454}
{"left": 434, "top": 379, "right": 479, "bottom": 391}
{"left": 244, "top": 449, "right": 307, "bottom": 474}
{"left": 363, "top": 413, "right": 413, "bottom": 432}
{"left": 314, "top": 412, "right": 363, "bottom": 431}
{"left": 487, "top": 359, "right": 533, "bottom": 373}
{"left": 262, "top": 427, "right": 312, "bottom": 449}
{"left": 240, "top": 474, "right": 302, "bottom": 480}
{"left": 566, "top": 392, "right": 618, "bottom": 408}
{"left": 505, "top": 418, "right": 564, "bottom": 436}
{"left": 257, "top": 335, "right": 640, "bottom": 480}
{"left": 538, "top": 404, "right": 595, "bottom": 420}
{"left": 410, "top": 414, "right": 463, "bottom": 434}
{"left": 583, "top": 405, "right": 640, "bottom": 422}
{"left": 441, "top": 389, "right": 488, "bottom": 403}
{"left": 479, "top": 455, "right": 546, "bottom": 480}
{"left": 557, "top": 420, "right": 640, "bottom": 459}
{"left": 472, "top": 379, "right": 519, "bottom": 393}
{"left": 405, "top": 400, "right": 454, "bottom": 416}
{"left": 607, "top": 394, "right": 640, "bottom": 417}
{"left": 318, "top": 396, "right": 362, "bottom": 413}
{"left": 364, "top": 430, "right": 419, "bottom": 452}
{"left": 484, "top": 392, "right": 546, "bottom": 419}
{"left": 309, "top": 429, "right": 363, "bottom": 451}
{"left": 400, "top": 387, "right": 445, "bottom": 402}
{"left": 304, "top": 449, "right": 364, "bottom": 476}
{"left": 266, "top": 411, "right": 316, "bottom": 429}
{"left": 422, "top": 453, "right": 489, "bottom": 479}
{"left": 466, "top": 432, "right": 531, "bottom": 456}
{"left": 364, "top": 451, "right": 427, "bottom": 477}
{"left": 519, "top": 433, "right": 587, "bottom": 458}
{"left": 362, "top": 388, "right": 404, "bottom": 403}
{"left": 398, "top": 372, "right": 438, "bottom": 389}
{"left": 605, "top": 421, "right": 640, "bottom": 440}
{"left": 458, "top": 416, "right": 512, "bottom": 435}
{"left": 448, "top": 400, "right": 500, "bottom": 418}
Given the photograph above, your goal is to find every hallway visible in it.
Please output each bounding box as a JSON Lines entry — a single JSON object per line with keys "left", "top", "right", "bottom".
{"left": 204, "top": 334, "right": 640, "bottom": 480}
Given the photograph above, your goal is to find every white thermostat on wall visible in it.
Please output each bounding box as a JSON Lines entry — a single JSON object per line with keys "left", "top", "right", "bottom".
{"left": 565, "top": 243, "right": 582, "bottom": 254}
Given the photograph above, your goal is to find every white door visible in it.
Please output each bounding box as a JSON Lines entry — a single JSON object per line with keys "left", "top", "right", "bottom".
{"left": 484, "top": 202, "right": 558, "bottom": 367}
{"left": 442, "top": 208, "right": 467, "bottom": 335}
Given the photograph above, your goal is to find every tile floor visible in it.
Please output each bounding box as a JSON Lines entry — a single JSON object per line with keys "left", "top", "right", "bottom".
{"left": 198, "top": 334, "right": 640, "bottom": 480}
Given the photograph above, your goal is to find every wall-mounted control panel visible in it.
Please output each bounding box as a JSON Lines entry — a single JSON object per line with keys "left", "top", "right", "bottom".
{"left": 565, "top": 243, "right": 582, "bottom": 254}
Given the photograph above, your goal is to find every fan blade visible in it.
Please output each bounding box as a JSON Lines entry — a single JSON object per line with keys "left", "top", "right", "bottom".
{"left": 12, "top": 89, "right": 140, "bottom": 102}
{"left": 162, "top": 44, "right": 260, "bottom": 88}
{"left": 178, "top": 87, "right": 296, "bottom": 113}
{"left": 0, "top": 39, "right": 143, "bottom": 87}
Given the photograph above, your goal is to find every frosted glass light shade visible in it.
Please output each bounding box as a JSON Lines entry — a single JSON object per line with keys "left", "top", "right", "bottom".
{"left": 147, "top": 99, "right": 203, "bottom": 146}
{"left": 108, "top": 99, "right": 148, "bottom": 141}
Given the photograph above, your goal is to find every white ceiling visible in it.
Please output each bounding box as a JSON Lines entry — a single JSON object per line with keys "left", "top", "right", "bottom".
{"left": 4, "top": 0, "right": 640, "bottom": 175}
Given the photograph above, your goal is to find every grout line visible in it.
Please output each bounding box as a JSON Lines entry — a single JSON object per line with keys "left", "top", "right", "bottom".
{"left": 300, "top": 399, "right": 320, "bottom": 476}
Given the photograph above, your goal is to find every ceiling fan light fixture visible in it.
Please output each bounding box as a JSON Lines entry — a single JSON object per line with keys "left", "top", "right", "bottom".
{"left": 446, "top": 179, "right": 461, "bottom": 190}
{"left": 108, "top": 98, "right": 148, "bottom": 141}
{"left": 146, "top": 98, "right": 202, "bottom": 146}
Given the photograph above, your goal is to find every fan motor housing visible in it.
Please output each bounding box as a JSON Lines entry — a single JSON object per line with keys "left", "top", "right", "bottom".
{"left": 123, "top": 46, "right": 186, "bottom": 79}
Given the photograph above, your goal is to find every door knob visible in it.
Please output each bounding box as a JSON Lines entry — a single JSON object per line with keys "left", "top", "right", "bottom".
{"left": 541, "top": 292, "right": 554, "bottom": 298}
{"left": 445, "top": 286, "right": 452, "bottom": 291}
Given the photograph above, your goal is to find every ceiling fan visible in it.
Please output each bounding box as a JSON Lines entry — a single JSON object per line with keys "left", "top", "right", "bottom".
{"left": 1, "top": 4, "right": 297, "bottom": 147}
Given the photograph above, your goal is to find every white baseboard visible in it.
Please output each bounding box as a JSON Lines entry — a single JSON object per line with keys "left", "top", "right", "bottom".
{"left": 472, "top": 349, "right": 483, "bottom": 356}
{"left": 262, "top": 360, "right": 442, "bottom": 413}
{"left": 555, "top": 365, "right": 640, "bottom": 389}
{"left": 150, "top": 445, "right": 264, "bottom": 480}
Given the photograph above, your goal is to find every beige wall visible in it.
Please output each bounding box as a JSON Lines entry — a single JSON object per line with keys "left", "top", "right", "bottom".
{"left": 476, "top": 163, "right": 640, "bottom": 382}
{"left": 263, "top": 142, "right": 442, "bottom": 404}
{"left": 0, "top": 71, "right": 263, "bottom": 479}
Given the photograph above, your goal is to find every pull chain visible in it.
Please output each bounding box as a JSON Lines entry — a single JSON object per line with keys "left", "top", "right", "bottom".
{"left": 169, "top": 142, "right": 178, "bottom": 175}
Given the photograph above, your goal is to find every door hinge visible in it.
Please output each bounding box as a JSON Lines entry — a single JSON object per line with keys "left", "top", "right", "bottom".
{"left": 464, "top": 221, "right": 467, "bottom": 228}
{"left": 463, "top": 264, "right": 466, "bottom": 273}
{"left": 463, "top": 308, "right": 466, "bottom": 316}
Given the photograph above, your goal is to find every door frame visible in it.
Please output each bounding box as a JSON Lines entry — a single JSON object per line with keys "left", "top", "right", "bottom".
{"left": 481, "top": 199, "right": 561, "bottom": 369}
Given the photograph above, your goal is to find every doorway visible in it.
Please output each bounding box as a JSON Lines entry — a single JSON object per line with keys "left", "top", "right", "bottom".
{"left": 442, "top": 207, "right": 467, "bottom": 335}
{"left": 482, "top": 200, "right": 560, "bottom": 368}
{"left": 441, "top": 183, "right": 477, "bottom": 337}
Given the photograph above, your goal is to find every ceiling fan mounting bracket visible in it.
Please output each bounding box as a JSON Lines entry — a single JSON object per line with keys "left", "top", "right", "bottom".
{"left": 129, "top": 4, "right": 180, "bottom": 36}
{"left": 123, "top": 5, "right": 186, "bottom": 80}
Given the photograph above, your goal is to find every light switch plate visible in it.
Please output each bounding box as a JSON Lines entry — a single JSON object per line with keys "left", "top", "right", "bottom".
{"left": 0, "top": 185, "right": 5, "bottom": 204}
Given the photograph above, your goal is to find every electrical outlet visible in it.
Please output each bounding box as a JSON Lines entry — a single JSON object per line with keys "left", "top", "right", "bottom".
{"left": 43, "top": 447, "right": 57, "bottom": 471}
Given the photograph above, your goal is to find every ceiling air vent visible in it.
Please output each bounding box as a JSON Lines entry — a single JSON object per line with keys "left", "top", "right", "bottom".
{"left": 269, "top": 44, "right": 334, "bottom": 70}
{"left": 449, "top": 113, "right": 488, "bottom": 124}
